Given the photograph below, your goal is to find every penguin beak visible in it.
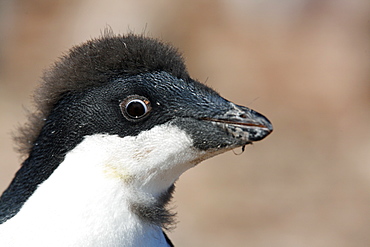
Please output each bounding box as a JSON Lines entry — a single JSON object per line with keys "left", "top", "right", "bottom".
{"left": 202, "top": 105, "right": 273, "bottom": 143}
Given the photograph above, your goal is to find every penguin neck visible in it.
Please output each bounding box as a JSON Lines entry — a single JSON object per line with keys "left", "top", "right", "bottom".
{"left": 0, "top": 133, "right": 178, "bottom": 246}
{"left": 0, "top": 118, "right": 206, "bottom": 246}
{"left": 0, "top": 169, "right": 170, "bottom": 247}
{"left": 0, "top": 118, "right": 85, "bottom": 224}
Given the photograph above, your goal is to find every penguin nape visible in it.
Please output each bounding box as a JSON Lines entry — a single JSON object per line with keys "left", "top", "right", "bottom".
{"left": 0, "top": 33, "right": 272, "bottom": 246}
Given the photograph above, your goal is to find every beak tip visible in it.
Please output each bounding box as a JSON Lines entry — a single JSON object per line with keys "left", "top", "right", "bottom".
{"left": 240, "top": 109, "right": 273, "bottom": 142}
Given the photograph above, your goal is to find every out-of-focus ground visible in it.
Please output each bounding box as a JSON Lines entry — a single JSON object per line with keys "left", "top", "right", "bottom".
{"left": 0, "top": 0, "right": 369, "bottom": 246}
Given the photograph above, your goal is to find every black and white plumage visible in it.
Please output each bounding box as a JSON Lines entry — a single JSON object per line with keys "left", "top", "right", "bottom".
{"left": 0, "top": 33, "right": 272, "bottom": 246}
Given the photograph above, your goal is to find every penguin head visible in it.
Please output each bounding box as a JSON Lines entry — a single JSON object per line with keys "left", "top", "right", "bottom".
{"left": 22, "top": 34, "right": 271, "bottom": 188}
{"left": 2, "top": 33, "right": 272, "bottom": 228}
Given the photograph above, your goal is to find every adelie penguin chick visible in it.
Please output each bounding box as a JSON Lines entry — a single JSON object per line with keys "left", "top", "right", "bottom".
{"left": 0, "top": 33, "right": 272, "bottom": 246}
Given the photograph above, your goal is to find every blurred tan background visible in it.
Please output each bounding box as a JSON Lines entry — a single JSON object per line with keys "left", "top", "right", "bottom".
{"left": 1, "top": 0, "right": 369, "bottom": 246}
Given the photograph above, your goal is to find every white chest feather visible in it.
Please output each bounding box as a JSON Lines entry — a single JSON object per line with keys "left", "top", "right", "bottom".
{"left": 0, "top": 124, "right": 209, "bottom": 246}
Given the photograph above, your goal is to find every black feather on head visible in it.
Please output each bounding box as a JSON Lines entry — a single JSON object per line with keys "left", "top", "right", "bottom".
{"left": 16, "top": 32, "right": 190, "bottom": 156}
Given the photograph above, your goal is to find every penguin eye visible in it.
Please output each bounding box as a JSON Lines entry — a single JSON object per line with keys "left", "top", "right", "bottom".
{"left": 120, "top": 95, "right": 152, "bottom": 121}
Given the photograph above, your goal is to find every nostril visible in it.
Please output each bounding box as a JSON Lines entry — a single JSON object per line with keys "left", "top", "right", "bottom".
{"left": 239, "top": 114, "right": 247, "bottom": 118}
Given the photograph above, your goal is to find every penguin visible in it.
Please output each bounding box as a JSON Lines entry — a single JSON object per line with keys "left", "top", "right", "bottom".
{"left": 0, "top": 33, "right": 272, "bottom": 246}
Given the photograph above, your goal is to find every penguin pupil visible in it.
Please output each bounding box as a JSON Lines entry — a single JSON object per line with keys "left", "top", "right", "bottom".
{"left": 126, "top": 100, "right": 146, "bottom": 118}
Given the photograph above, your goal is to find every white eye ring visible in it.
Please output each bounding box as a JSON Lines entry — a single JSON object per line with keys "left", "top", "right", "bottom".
{"left": 120, "top": 95, "right": 151, "bottom": 121}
